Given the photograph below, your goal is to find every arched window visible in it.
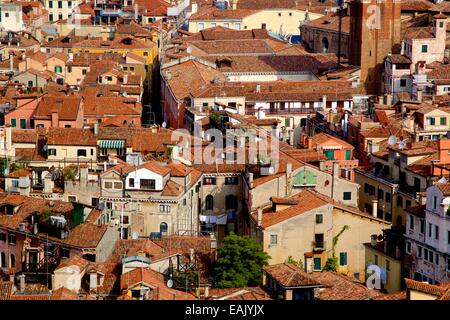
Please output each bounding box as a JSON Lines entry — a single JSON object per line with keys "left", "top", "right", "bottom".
{"left": 160, "top": 222, "right": 168, "bottom": 234}
{"left": 321, "top": 37, "right": 329, "bottom": 53}
{"left": 0, "top": 252, "right": 6, "bottom": 268}
{"left": 10, "top": 254, "right": 15, "bottom": 268}
{"left": 205, "top": 195, "right": 214, "bottom": 211}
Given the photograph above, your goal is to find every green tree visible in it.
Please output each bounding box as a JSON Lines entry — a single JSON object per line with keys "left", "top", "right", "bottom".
{"left": 286, "top": 256, "right": 303, "bottom": 270}
{"left": 213, "top": 233, "right": 270, "bottom": 288}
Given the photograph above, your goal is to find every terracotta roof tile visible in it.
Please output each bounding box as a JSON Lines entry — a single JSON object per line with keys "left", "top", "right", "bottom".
{"left": 264, "top": 263, "right": 323, "bottom": 287}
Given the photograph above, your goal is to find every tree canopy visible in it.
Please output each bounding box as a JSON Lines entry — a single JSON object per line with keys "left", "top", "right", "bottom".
{"left": 213, "top": 233, "right": 270, "bottom": 288}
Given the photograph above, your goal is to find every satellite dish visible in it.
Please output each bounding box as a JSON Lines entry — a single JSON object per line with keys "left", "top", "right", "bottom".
{"left": 132, "top": 232, "right": 139, "bottom": 240}
{"left": 398, "top": 140, "right": 407, "bottom": 150}
{"left": 387, "top": 135, "right": 397, "bottom": 146}
{"left": 43, "top": 144, "right": 48, "bottom": 151}
{"left": 186, "top": 46, "right": 193, "bottom": 54}
{"left": 166, "top": 279, "right": 173, "bottom": 288}
{"left": 123, "top": 92, "right": 128, "bottom": 97}
{"left": 268, "top": 166, "right": 275, "bottom": 174}
{"left": 162, "top": 122, "right": 167, "bottom": 128}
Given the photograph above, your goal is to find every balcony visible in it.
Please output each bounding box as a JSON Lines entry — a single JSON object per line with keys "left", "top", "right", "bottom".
{"left": 245, "top": 107, "right": 320, "bottom": 116}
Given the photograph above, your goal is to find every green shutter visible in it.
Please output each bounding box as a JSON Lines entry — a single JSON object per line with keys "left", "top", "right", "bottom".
{"left": 293, "top": 169, "right": 317, "bottom": 186}
{"left": 20, "top": 119, "right": 26, "bottom": 129}
{"left": 340, "top": 252, "right": 347, "bottom": 266}
{"left": 343, "top": 192, "right": 352, "bottom": 200}
{"left": 313, "top": 258, "right": 321, "bottom": 271}
{"left": 323, "top": 150, "right": 334, "bottom": 160}
{"left": 10, "top": 118, "right": 16, "bottom": 127}
{"left": 441, "top": 117, "right": 447, "bottom": 125}
{"left": 345, "top": 149, "right": 351, "bottom": 160}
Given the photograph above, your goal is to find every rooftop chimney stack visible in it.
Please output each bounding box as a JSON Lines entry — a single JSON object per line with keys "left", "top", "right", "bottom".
{"left": 257, "top": 207, "right": 262, "bottom": 226}
{"left": 371, "top": 200, "right": 378, "bottom": 218}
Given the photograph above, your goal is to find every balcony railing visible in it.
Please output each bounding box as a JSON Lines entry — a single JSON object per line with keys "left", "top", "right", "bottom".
{"left": 312, "top": 241, "right": 326, "bottom": 251}
{"left": 245, "top": 108, "right": 320, "bottom": 115}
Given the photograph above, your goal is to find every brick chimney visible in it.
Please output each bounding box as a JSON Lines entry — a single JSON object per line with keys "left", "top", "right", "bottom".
{"left": 51, "top": 111, "right": 59, "bottom": 127}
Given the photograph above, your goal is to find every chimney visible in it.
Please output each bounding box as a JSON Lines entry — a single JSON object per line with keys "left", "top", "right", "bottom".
{"left": 191, "top": 2, "right": 198, "bottom": 14}
{"left": 385, "top": 94, "right": 392, "bottom": 106}
{"left": 135, "top": 3, "right": 139, "bottom": 21}
{"left": 286, "top": 162, "right": 293, "bottom": 195}
{"left": 43, "top": 173, "right": 52, "bottom": 193}
{"left": 204, "top": 286, "right": 209, "bottom": 298}
{"left": 94, "top": 123, "right": 99, "bottom": 135}
{"left": 257, "top": 207, "right": 262, "bottom": 226}
{"left": 322, "top": 95, "right": 327, "bottom": 109}
{"left": 103, "top": 161, "right": 107, "bottom": 172}
{"left": 9, "top": 53, "right": 14, "bottom": 72}
{"left": 370, "top": 234, "right": 377, "bottom": 246}
{"left": 232, "top": 0, "right": 238, "bottom": 10}
{"left": 256, "top": 84, "right": 261, "bottom": 93}
{"left": 307, "top": 136, "right": 313, "bottom": 150}
{"left": 248, "top": 172, "right": 254, "bottom": 188}
{"left": 89, "top": 271, "right": 98, "bottom": 292}
{"left": 319, "top": 160, "right": 326, "bottom": 171}
{"left": 9, "top": 269, "right": 14, "bottom": 283}
{"left": 18, "top": 274, "right": 26, "bottom": 292}
{"left": 371, "top": 200, "right": 378, "bottom": 218}
{"left": 416, "top": 88, "right": 423, "bottom": 102}
{"left": 123, "top": 73, "right": 128, "bottom": 84}
{"left": 332, "top": 161, "right": 339, "bottom": 177}
{"left": 5, "top": 124, "right": 12, "bottom": 152}
{"left": 51, "top": 111, "right": 59, "bottom": 127}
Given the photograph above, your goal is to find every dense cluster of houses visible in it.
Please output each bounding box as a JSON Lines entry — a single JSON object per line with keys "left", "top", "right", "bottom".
{"left": 0, "top": 0, "right": 449, "bottom": 301}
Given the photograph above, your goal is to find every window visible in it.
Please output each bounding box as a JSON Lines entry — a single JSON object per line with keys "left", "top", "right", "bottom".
{"left": 323, "top": 150, "right": 334, "bottom": 160}
{"left": 421, "top": 45, "right": 428, "bottom": 53}
{"left": 210, "top": 23, "right": 216, "bottom": 27}
{"left": 235, "top": 23, "right": 241, "bottom": 30}
{"left": 418, "top": 246, "right": 422, "bottom": 258}
{"left": 113, "top": 182, "right": 122, "bottom": 189}
{"left": 315, "top": 214, "right": 323, "bottom": 224}
{"left": 409, "top": 215, "right": 414, "bottom": 230}
{"left": 104, "top": 182, "right": 113, "bottom": 189}
{"left": 203, "top": 177, "right": 216, "bottom": 185}
{"left": 91, "top": 198, "right": 99, "bottom": 207}
{"left": 77, "top": 149, "right": 87, "bottom": 157}
{"left": 0, "top": 252, "right": 5, "bottom": 268}
{"left": 64, "top": 124, "right": 71, "bottom": 128}
{"left": 345, "top": 149, "right": 351, "bottom": 160}
{"left": 129, "top": 178, "right": 134, "bottom": 188}
{"left": 313, "top": 257, "right": 321, "bottom": 271}
{"left": 82, "top": 69, "right": 87, "bottom": 75}
{"left": 432, "top": 195, "right": 437, "bottom": 210}
{"left": 12, "top": 180, "right": 19, "bottom": 188}
{"left": 435, "top": 225, "right": 439, "bottom": 240}
{"left": 49, "top": 13, "right": 53, "bottom": 21}
{"left": 197, "top": 22, "right": 204, "bottom": 31}
{"left": 225, "top": 195, "right": 238, "bottom": 210}
{"left": 8, "top": 234, "right": 16, "bottom": 245}
{"left": 49, "top": 1, "right": 53, "bottom": 8}
{"left": 400, "top": 79, "right": 407, "bottom": 87}
{"left": 159, "top": 205, "right": 170, "bottom": 213}
{"left": 270, "top": 234, "right": 277, "bottom": 245}
{"left": 0, "top": 233, "right": 5, "bottom": 241}
{"left": 343, "top": 192, "right": 352, "bottom": 200}
{"left": 68, "top": 1, "right": 72, "bottom": 8}
{"left": 160, "top": 222, "right": 168, "bottom": 234}
{"left": 447, "top": 257, "right": 450, "bottom": 272}
{"left": 435, "top": 253, "right": 439, "bottom": 266}
{"left": 441, "top": 117, "right": 447, "bottom": 126}
{"left": 68, "top": 196, "right": 76, "bottom": 202}
{"left": 58, "top": 1, "right": 62, "bottom": 9}
{"left": 224, "top": 23, "right": 229, "bottom": 28}
{"left": 420, "top": 219, "right": 425, "bottom": 234}
{"left": 140, "top": 179, "right": 156, "bottom": 190}
{"left": 10, "top": 254, "right": 15, "bottom": 268}
{"left": 378, "top": 189, "right": 384, "bottom": 200}
{"left": 385, "top": 192, "right": 391, "bottom": 203}
{"left": 205, "top": 195, "right": 214, "bottom": 210}
{"left": 339, "top": 252, "right": 347, "bottom": 266}
{"left": 261, "top": 23, "right": 266, "bottom": 29}
{"left": 374, "top": 254, "right": 378, "bottom": 265}
{"left": 429, "top": 223, "right": 432, "bottom": 237}
{"left": 47, "top": 147, "right": 56, "bottom": 156}
{"left": 427, "top": 117, "right": 435, "bottom": 125}
{"left": 11, "top": 118, "right": 16, "bottom": 128}
{"left": 424, "top": 248, "right": 429, "bottom": 260}
{"left": 58, "top": 13, "right": 62, "bottom": 20}
{"left": 55, "top": 66, "right": 63, "bottom": 73}
{"left": 121, "top": 216, "right": 129, "bottom": 224}
{"left": 406, "top": 200, "right": 411, "bottom": 208}
{"left": 406, "top": 241, "right": 411, "bottom": 253}
{"left": 225, "top": 177, "right": 238, "bottom": 185}
{"left": 61, "top": 247, "right": 70, "bottom": 258}
{"left": 227, "top": 102, "right": 237, "bottom": 109}
{"left": 385, "top": 259, "right": 390, "bottom": 271}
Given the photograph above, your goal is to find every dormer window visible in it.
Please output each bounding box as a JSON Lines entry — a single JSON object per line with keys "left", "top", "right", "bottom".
{"left": 140, "top": 179, "right": 155, "bottom": 190}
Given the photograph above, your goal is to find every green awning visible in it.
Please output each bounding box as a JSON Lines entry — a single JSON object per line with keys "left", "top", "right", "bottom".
{"left": 99, "top": 140, "right": 124, "bottom": 149}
